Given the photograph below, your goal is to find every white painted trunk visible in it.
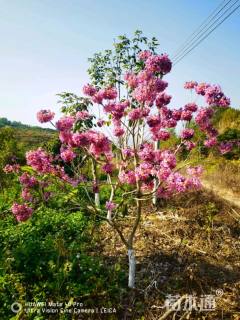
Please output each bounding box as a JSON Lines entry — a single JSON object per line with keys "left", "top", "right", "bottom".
{"left": 95, "top": 193, "right": 100, "bottom": 207}
{"left": 107, "top": 210, "right": 112, "bottom": 221}
{"left": 152, "top": 179, "right": 157, "bottom": 205}
{"left": 128, "top": 249, "right": 136, "bottom": 288}
{"left": 152, "top": 140, "right": 159, "bottom": 206}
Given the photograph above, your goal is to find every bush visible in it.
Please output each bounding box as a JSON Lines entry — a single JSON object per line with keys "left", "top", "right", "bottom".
{"left": 0, "top": 127, "right": 24, "bottom": 190}
{"left": 0, "top": 208, "right": 126, "bottom": 319}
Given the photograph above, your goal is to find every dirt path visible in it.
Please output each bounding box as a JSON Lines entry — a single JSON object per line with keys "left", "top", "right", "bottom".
{"left": 202, "top": 179, "right": 240, "bottom": 208}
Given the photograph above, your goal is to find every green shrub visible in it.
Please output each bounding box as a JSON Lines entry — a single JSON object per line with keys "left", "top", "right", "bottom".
{"left": 0, "top": 208, "right": 126, "bottom": 319}
{"left": 0, "top": 127, "right": 24, "bottom": 190}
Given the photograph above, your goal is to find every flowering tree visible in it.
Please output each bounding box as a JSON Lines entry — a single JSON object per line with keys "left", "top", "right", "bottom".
{"left": 6, "top": 32, "right": 232, "bottom": 288}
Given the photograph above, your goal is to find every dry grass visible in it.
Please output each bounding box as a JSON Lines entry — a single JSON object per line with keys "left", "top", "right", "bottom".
{"left": 91, "top": 190, "right": 240, "bottom": 319}
{"left": 204, "top": 159, "right": 240, "bottom": 196}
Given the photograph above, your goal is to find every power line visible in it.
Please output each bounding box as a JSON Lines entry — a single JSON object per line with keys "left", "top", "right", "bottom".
{"left": 172, "top": 0, "right": 231, "bottom": 59}
{"left": 173, "top": 0, "right": 239, "bottom": 62}
{"left": 173, "top": 2, "right": 240, "bottom": 66}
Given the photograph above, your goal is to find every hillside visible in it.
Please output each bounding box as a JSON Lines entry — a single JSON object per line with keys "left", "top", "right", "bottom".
{"left": 212, "top": 107, "right": 240, "bottom": 133}
{"left": 0, "top": 117, "right": 56, "bottom": 149}
{"left": 0, "top": 117, "right": 55, "bottom": 131}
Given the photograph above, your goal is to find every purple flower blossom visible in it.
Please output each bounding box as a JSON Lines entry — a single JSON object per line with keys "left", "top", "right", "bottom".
{"left": 180, "top": 129, "right": 194, "bottom": 140}
{"left": 105, "top": 201, "right": 116, "bottom": 211}
{"left": 37, "top": 110, "right": 55, "bottom": 123}
{"left": 11, "top": 203, "right": 33, "bottom": 222}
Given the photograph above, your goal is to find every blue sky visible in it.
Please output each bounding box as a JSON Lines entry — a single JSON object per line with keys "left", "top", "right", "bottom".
{"left": 0, "top": 0, "right": 239, "bottom": 127}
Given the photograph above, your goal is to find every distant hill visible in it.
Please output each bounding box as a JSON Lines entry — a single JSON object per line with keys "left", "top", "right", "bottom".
{"left": 212, "top": 107, "right": 240, "bottom": 133}
{"left": 0, "top": 117, "right": 56, "bottom": 150}
{"left": 0, "top": 117, "right": 55, "bottom": 132}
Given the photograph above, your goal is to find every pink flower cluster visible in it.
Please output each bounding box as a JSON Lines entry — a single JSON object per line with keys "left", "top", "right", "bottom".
{"left": 128, "top": 108, "right": 144, "bottom": 121}
{"left": 113, "top": 126, "right": 125, "bottom": 137}
{"left": 3, "top": 164, "right": 20, "bottom": 174}
{"left": 76, "top": 111, "right": 92, "bottom": 120}
{"left": 204, "top": 137, "right": 217, "bottom": 148}
{"left": 156, "top": 169, "right": 202, "bottom": 199}
{"left": 11, "top": 203, "right": 33, "bottom": 222}
{"left": 184, "top": 81, "right": 198, "bottom": 89}
{"left": 123, "top": 148, "right": 134, "bottom": 158}
{"left": 195, "top": 107, "right": 214, "bottom": 131}
{"left": 195, "top": 83, "right": 210, "bottom": 95}
{"left": 204, "top": 85, "right": 230, "bottom": 107}
{"left": 155, "top": 92, "right": 172, "bottom": 108}
{"left": 72, "top": 130, "right": 112, "bottom": 158}
{"left": 26, "top": 148, "right": 54, "bottom": 174}
{"left": 184, "top": 103, "right": 198, "bottom": 112}
{"left": 102, "top": 163, "right": 114, "bottom": 174}
{"left": 21, "top": 188, "right": 33, "bottom": 202}
{"left": 88, "top": 132, "right": 112, "bottom": 158}
{"left": 218, "top": 141, "right": 233, "bottom": 154}
{"left": 136, "top": 163, "right": 155, "bottom": 182}
{"left": 123, "top": 52, "right": 171, "bottom": 108}
{"left": 147, "top": 105, "right": 183, "bottom": 140}
{"left": 120, "top": 141, "right": 202, "bottom": 199}
{"left": 133, "top": 78, "right": 168, "bottom": 106}
{"left": 56, "top": 116, "right": 75, "bottom": 131}
{"left": 185, "top": 81, "right": 230, "bottom": 108}
{"left": 60, "top": 148, "right": 76, "bottom": 162}
{"left": 37, "top": 110, "right": 55, "bottom": 123}
{"left": 187, "top": 166, "right": 203, "bottom": 177}
{"left": 119, "top": 170, "right": 136, "bottom": 185}
{"left": 119, "top": 144, "right": 179, "bottom": 193}
{"left": 104, "top": 101, "right": 128, "bottom": 119}
{"left": 194, "top": 106, "right": 219, "bottom": 144}
{"left": 59, "top": 131, "right": 73, "bottom": 144}
{"left": 83, "top": 84, "right": 97, "bottom": 96}
{"left": 145, "top": 53, "right": 172, "bottom": 74}
{"left": 83, "top": 84, "right": 117, "bottom": 104}
{"left": 19, "top": 173, "right": 37, "bottom": 187}
{"left": 184, "top": 141, "right": 196, "bottom": 151}
{"left": 138, "top": 50, "right": 152, "bottom": 61}
{"left": 180, "top": 103, "right": 198, "bottom": 122}
{"left": 105, "top": 201, "right": 116, "bottom": 211}
{"left": 180, "top": 128, "right": 194, "bottom": 140}
{"left": 72, "top": 132, "right": 89, "bottom": 147}
{"left": 155, "top": 130, "right": 171, "bottom": 141}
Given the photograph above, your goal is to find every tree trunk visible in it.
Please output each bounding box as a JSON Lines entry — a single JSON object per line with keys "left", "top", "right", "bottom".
{"left": 152, "top": 180, "right": 157, "bottom": 205}
{"left": 127, "top": 195, "right": 141, "bottom": 288}
{"left": 107, "top": 210, "right": 112, "bottom": 221}
{"left": 152, "top": 140, "right": 160, "bottom": 206}
{"left": 128, "top": 249, "right": 136, "bottom": 288}
{"left": 91, "top": 159, "right": 100, "bottom": 207}
{"left": 95, "top": 192, "right": 100, "bottom": 207}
